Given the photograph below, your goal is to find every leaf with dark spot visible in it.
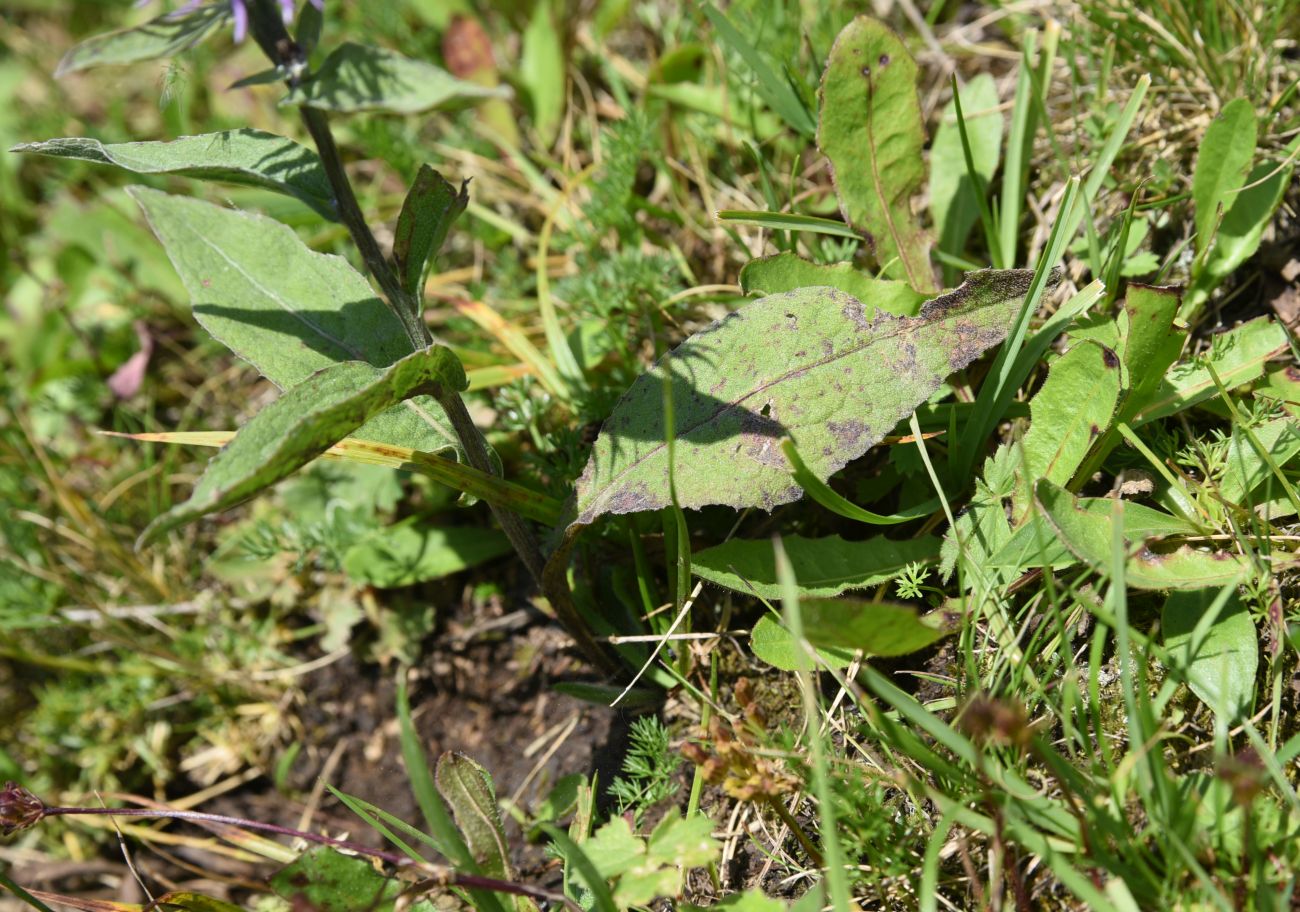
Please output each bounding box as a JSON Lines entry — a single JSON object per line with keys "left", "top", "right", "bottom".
{"left": 572, "top": 269, "right": 1050, "bottom": 529}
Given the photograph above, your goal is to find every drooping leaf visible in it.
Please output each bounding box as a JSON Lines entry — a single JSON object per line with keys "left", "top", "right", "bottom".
{"left": 435, "top": 752, "right": 513, "bottom": 881}
{"left": 129, "top": 186, "right": 462, "bottom": 457}
{"left": 55, "top": 3, "right": 228, "bottom": 77}
{"left": 929, "top": 73, "right": 1002, "bottom": 270}
{"left": 284, "top": 42, "right": 508, "bottom": 114}
{"left": 801, "top": 598, "right": 952, "bottom": 656}
{"left": 393, "top": 165, "right": 468, "bottom": 298}
{"left": 990, "top": 501, "right": 1199, "bottom": 571}
{"left": 1133, "top": 316, "right": 1289, "bottom": 424}
{"left": 818, "top": 17, "right": 935, "bottom": 292}
{"left": 343, "top": 521, "right": 511, "bottom": 588}
{"left": 15, "top": 131, "right": 335, "bottom": 218}
{"left": 141, "top": 347, "right": 465, "bottom": 544}
{"left": 270, "top": 846, "right": 430, "bottom": 912}
{"left": 1034, "top": 479, "right": 1247, "bottom": 590}
{"left": 520, "top": 0, "right": 565, "bottom": 146}
{"left": 739, "top": 252, "right": 926, "bottom": 316}
{"left": 1010, "top": 340, "right": 1122, "bottom": 520}
{"left": 1163, "top": 588, "right": 1258, "bottom": 723}
{"left": 692, "top": 533, "right": 939, "bottom": 599}
{"left": 751, "top": 615, "right": 852, "bottom": 671}
{"left": 573, "top": 269, "right": 1044, "bottom": 529}
{"left": 1191, "top": 98, "right": 1257, "bottom": 256}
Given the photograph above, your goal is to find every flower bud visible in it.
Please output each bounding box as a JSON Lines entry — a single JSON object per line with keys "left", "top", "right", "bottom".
{"left": 1, "top": 782, "right": 44, "bottom": 837}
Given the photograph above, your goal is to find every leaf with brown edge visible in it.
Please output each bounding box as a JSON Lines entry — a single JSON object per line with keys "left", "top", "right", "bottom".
{"left": 572, "top": 268, "right": 1051, "bottom": 531}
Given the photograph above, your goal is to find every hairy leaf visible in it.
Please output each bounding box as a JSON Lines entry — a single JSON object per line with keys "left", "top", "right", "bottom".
{"left": 15, "top": 131, "right": 335, "bottom": 218}
{"left": 140, "top": 346, "right": 465, "bottom": 544}
{"left": 435, "top": 752, "right": 513, "bottom": 881}
{"left": 56, "top": 3, "right": 228, "bottom": 77}
{"left": 129, "top": 186, "right": 461, "bottom": 457}
{"left": 1163, "top": 588, "right": 1257, "bottom": 723}
{"left": 1035, "top": 480, "right": 1247, "bottom": 589}
{"left": 343, "top": 521, "right": 510, "bottom": 588}
{"left": 1010, "top": 340, "right": 1122, "bottom": 520}
{"left": 801, "top": 598, "right": 952, "bottom": 656}
{"left": 693, "top": 533, "right": 939, "bottom": 598}
{"left": 1115, "top": 284, "right": 1185, "bottom": 421}
{"left": 990, "top": 501, "right": 1198, "bottom": 571}
{"left": 819, "top": 17, "right": 935, "bottom": 292}
{"left": 739, "top": 252, "right": 926, "bottom": 316}
{"left": 930, "top": 73, "right": 1002, "bottom": 270}
{"left": 574, "top": 269, "right": 1045, "bottom": 528}
{"left": 1192, "top": 98, "right": 1256, "bottom": 256}
{"left": 394, "top": 165, "right": 468, "bottom": 298}
{"left": 284, "top": 42, "right": 507, "bottom": 114}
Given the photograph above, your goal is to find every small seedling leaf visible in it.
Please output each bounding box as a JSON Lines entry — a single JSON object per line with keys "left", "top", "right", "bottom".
{"left": 55, "top": 3, "right": 228, "bottom": 77}
{"left": 1163, "top": 588, "right": 1258, "bottom": 724}
{"left": 435, "top": 752, "right": 513, "bottom": 881}
{"left": 1034, "top": 479, "right": 1247, "bottom": 589}
{"left": 284, "top": 42, "right": 508, "bottom": 114}
{"left": 394, "top": 165, "right": 469, "bottom": 298}
{"left": 693, "top": 533, "right": 939, "bottom": 598}
{"left": 574, "top": 269, "right": 1046, "bottom": 529}
{"left": 140, "top": 346, "right": 465, "bottom": 544}
{"left": 14, "top": 131, "right": 335, "bottom": 218}
{"left": 129, "top": 186, "right": 463, "bottom": 457}
{"left": 819, "top": 16, "right": 935, "bottom": 292}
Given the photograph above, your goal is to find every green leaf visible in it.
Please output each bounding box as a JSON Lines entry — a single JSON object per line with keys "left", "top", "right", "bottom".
{"left": 393, "top": 165, "right": 468, "bottom": 298}
{"left": 141, "top": 346, "right": 464, "bottom": 544}
{"left": 819, "top": 17, "right": 935, "bottom": 292}
{"left": 15, "top": 130, "right": 335, "bottom": 219}
{"left": 1115, "top": 284, "right": 1185, "bottom": 422}
{"left": 55, "top": 3, "right": 228, "bottom": 77}
{"left": 692, "top": 533, "right": 939, "bottom": 599}
{"left": 573, "top": 269, "right": 1044, "bottom": 529}
{"left": 990, "top": 501, "right": 1198, "bottom": 571}
{"left": 801, "top": 598, "right": 952, "bottom": 657}
{"left": 716, "top": 209, "right": 860, "bottom": 238}
{"left": 129, "top": 186, "right": 461, "bottom": 457}
{"left": 284, "top": 42, "right": 508, "bottom": 114}
{"left": 751, "top": 615, "right": 852, "bottom": 670}
{"left": 1192, "top": 98, "right": 1257, "bottom": 256}
{"left": 1133, "top": 316, "right": 1289, "bottom": 425}
{"left": 645, "top": 813, "right": 719, "bottom": 869}
{"left": 584, "top": 817, "right": 649, "bottom": 879}
{"left": 1220, "top": 416, "right": 1300, "bottom": 506}
{"left": 739, "top": 252, "right": 926, "bottom": 316}
{"left": 1034, "top": 479, "right": 1247, "bottom": 589}
{"left": 929, "top": 74, "right": 1002, "bottom": 268}
{"left": 1163, "top": 588, "right": 1258, "bottom": 723}
{"left": 701, "top": 4, "right": 816, "bottom": 136}
{"left": 520, "top": 0, "right": 565, "bottom": 146}
{"left": 1010, "top": 340, "right": 1123, "bottom": 520}
{"left": 435, "top": 752, "right": 513, "bottom": 881}
{"left": 1187, "top": 143, "right": 1296, "bottom": 316}
{"left": 270, "top": 846, "right": 427, "bottom": 912}
{"left": 343, "top": 521, "right": 511, "bottom": 588}
{"left": 581, "top": 814, "right": 719, "bottom": 909}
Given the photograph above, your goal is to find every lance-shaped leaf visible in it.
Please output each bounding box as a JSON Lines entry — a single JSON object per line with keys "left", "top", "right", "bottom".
{"left": 141, "top": 346, "right": 465, "bottom": 544}
{"left": 394, "top": 165, "right": 468, "bottom": 298}
{"left": 1163, "top": 588, "right": 1257, "bottom": 724}
{"left": 435, "top": 753, "right": 513, "bottom": 882}
{"left": 1034, "top": 479, "right": 1247, "bottom": 590}
{"left": 1192, "top": 98, "right": 1256, "bottom": 256}
{"left": 693, "top": 533, "right": 939, "bottom": 599}
{"left": 283, "top": 42, "right": 508, "bottom": 114}
{"left": 14, "top": 131, "right": 335, "bottom": 218}
{"left": 801, "top": 598, "right": 953, "bottom": 657}
{"left": 739, "top": 252, "right": 926, "bottom": 316}
{"left": 129, "top": 186, "right": 462, "bottom": 457}
{"left": 930, "top": 73, "right": 1002, "bottom": 274}
{"left": 55, "top": 3, "right": 229, "bottom": 77}
{"left": 574, "top": 269, "right": 1046, "bottom": 529}
{"left": 819, "top": 17, "right": 935, "bottom": 293}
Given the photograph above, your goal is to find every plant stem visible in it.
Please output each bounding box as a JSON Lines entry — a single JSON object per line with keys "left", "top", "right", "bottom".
{"left": 244, "top": 3, "right": 611, "bottom": 673}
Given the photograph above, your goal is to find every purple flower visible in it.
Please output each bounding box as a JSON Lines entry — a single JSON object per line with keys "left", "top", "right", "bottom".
{"left": 0, "top": 782, "right": 45, "bottom": 837}
{"left": 137, "top": 0, "right": 323, "bottom": 44}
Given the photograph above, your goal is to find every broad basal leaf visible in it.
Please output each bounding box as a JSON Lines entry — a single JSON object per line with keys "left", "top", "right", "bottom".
{"left": 1163, "top": 588, "right": 1258, "bottom": 723}
{"left": 56, "top": 3, "right": 228, "bottom": 77}
{"left": 751, "top": 615, "right": 852, "bottom": 670}
{"left": 739, "top": 252, "right": 926, "bottom": 316}
{"left": 693, "top": 533, "right": 939, "bottom": 598}
{"left": 819, "top": 16, "right": 935, "bottom": 293}
{"left": 990, "top": 501, "right": 1198, "bottom": 571}
{"left": 1192, "top": 98, "right": 1257, "bottom": 257}
{"left": 343, "top": 521, "right": 511, "bottom": 588}
{"left": 284, "top": 42, "right": 508, "bottom": 114}
{"left": 1115, "top": 284, "right": 1184, "bottom": 422}
{"left": 141, "top": 346, "right": 465, "bottom": 544}
{"left": 574, "top": 269, "right": 1044, "bottom": 529}
{"left": 129, "top": 186, "right": 461, "bottom": 457}
{"left": 930, "top": 73, "right": 1001, "bottom": 277}
{"left": 394, "top": 165, "right": 468, "bottom": 298}
{"left": 1034, "top": 479, "right": 1247, "bottom": 590}
{"left": 16, "top": 131, "right": 334, "bottom": 218}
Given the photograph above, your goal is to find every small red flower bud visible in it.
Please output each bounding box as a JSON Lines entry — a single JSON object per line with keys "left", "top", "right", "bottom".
{"left": 1, "top": 782, "right": 45, "bottom": 837}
